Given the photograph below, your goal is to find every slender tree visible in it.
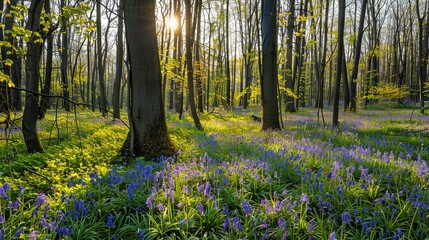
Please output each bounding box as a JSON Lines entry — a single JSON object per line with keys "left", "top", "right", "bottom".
{"left": 350, "top": 0, "right": 368, "bottom": 111}
{"left": 112, "top": 0, "right": 124, "bottom": 119}
{"left": 185, "top": 0, "right": 203, "bottom": 130}
{"left": 333, "top": 0, "right": 345, "bottom": 126}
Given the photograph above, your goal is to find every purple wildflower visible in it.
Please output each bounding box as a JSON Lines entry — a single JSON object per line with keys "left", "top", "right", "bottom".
{"left": 34, "top": 193, "right": 46, "bottom": 207}
{"left": 13, "top": 227, "right": 24, "bottom": 238}
{"left": 232, "top": 216, "right": 243, "bottom": 231}
{"left": 196, "top": 202, "right": 204, "bottom": 215}
{"left": 329, "top": 232, "right": 337, "bottom": 240}
{"left": 300, "top": 193, "right": 309, "bottom": 204}
{"left": 204, "top": 182, "right": 211, "bottom": 197}
{"left": 241, "top": 200, "right": 252, "bottom": 216}
{"left": 106, "top": 214, "right": 115, "bottom": 228}
{"left": 30, "top": 230, "right": 38, "bottom": 240}
{"left": 0, "top": 213, "right": 4, "bottom": 224}
{"left": 341, "top": 212, "right": 353, "bottom": 224}
{"left": 137, "top": 228, "right": 146, "bottom": 239}
{"left": 223, "top": 217, "right": 230, "bottom": 232}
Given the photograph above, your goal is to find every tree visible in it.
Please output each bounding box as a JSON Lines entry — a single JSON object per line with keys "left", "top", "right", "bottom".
{"left": 112, "top": 0, "right": 124, "bottom": 119}
{"left": 39, "top": 0, "right": 54, "bottom": 119}
{"left": 60, "top": 0, "right": 71, "bottom": 112}
{"left": 184, "top": 0, "right": 203, "bottom": 130}
{"left": 97, "top": 0, "right": 108, "bottom": 117}
{"left": 333, "top": 0, "right": 345, "bottom": 126}
{"left": 121, "top": 0, "right": 176, "bottom": 159}
{"left": 261, "top": 0, "right": 280, "bottom": 130}
{"left": 22, "top": 0, "right": 44, "bottom": 153}
{"left": 349, "top": 0, "right": 368, "bottom": 112}
{"left": 284, "top": 0, "right": 296, "bottom": 112}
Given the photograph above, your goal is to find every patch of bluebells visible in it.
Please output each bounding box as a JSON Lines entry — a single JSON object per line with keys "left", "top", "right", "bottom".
{"left": 1, "top": 124, "right": 429, "bottom": 239}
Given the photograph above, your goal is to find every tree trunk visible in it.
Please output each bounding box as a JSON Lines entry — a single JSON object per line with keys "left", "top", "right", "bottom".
{"left": 333, "top": 0, "right": 345, "bottom": 126}
{"left": 185, "top": 0, "right": 203, "bottom": 130}
{"left": 22, "top": 0, "right": 44, "bottom": 153}
{"left": 261, "top": 0, "right": 280, "bottom": 130}
{"left": 194, "top": 0, "right": 204, "bottom": 113}
{"left": 39, "top": 0, "right": 54, "bottom": 119}
{"left": 121, "top": 0, "right": 176, "bottom": 159}
{"left": 60, "top": 0, "right": 70, "bottom": 112}
{"left": 112, "top": 0, "right": 124, "bottom": 119}
{"left": 350, "top": 0, "right": 368, "bottom": 112}
{"left": 97, "top": 0, "right": 107, "bottom": 117}
{"left": 285, "top": 0, "right": 296, "bottom": 112}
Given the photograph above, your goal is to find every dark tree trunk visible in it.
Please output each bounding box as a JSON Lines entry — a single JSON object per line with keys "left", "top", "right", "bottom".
{"left": 112, "top": 0, "right": 124, "bottom": 119}
{"left": 60, "top": 0, "right": 70, "bottom": 112}
{"left": 350, "top": 0, "right": 368, "bottom": 112}
{"left": 121, "top": 0, "right": 176, "bottom": 159}
{"left": 39, "top": 0, "right": 54, "bottom": 119}
{"left": 285, "top": 0, "right": 296, "bottom": 112}
{"left": 185, "top": 0, "right": 203, "bottom": 130}
{"left": 97, "top": 0, "right": 107, "bottom": 117}
{"left": 261, "top": 0, "right": 280, "bottom": 130}
{"left": 194, "top": 0, "right": 204, "bottom": 113}
{"left": 333, "top": 0, "right": 345, "bottom": 126}
{"left": 22, "top": 0, "right": 44, "bottom": 153}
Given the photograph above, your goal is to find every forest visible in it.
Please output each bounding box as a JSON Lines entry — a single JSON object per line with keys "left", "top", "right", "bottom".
{"left": 0, "top": 0, "right": 429, "bottom": 239}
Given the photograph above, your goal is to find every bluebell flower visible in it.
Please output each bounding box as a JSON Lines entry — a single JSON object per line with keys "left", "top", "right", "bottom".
{"left": 278, "top": 216, "right": 286, "bottom": 230}
{"left": 68, "top": 177, "right": 74, "bottom": 188}
{"left": 300, "top": 193, "right": 309, "bottom": 204}
{"left": 341, "top": 212, "right": 353, "bottom": 224}
{"left": 196, "top": 202, "right": 204, "bottom": 215}
{"left": 0, "top": 213, "right": 4, "bottom": 224}
{"left": 0, "top": 228, "right": 4, "bottom": 239}
{"left": 137, "top": 228, "right": 146, "bottom": 239}
{"left": 204, "top": 182, "right": 211, "bottom": 197}
{"left": 307, "top": 220, "right": 315, "bottom": 233}
{"left": 30, "top": 230, "right": 38, "bottom": 240}
{"left": 107, "top": 214, "right": 115, "bottom": 228}
{"left": 329, "top": 232, "right": 337, "bottom": 240}
{"left": 223, "top": 217, "right": 230, "bottom": 232}
{"left": 241, "top": 200, "right": 252, "bottom": 216}
{"left": 35, "top": 193, "right": 46, "bottom": 207}
{"left": 223, "top": 204, "right": 229, "bottom": 215}
{"left": 17, "top": 186, "right": 24, "bottom": 198}
{"left": 13, "top": 227, "right": 24, "bottom": 238}
{"left": 232, "top": 216, "right": 243, "bottom": 231}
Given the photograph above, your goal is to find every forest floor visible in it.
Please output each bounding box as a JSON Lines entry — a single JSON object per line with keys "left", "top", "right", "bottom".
{"left": 0, "top": 103, "right": 429, "bottom": 239}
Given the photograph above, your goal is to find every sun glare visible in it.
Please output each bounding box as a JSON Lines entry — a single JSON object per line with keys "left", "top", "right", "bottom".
{"left": 167, "top": 16, "right": 178, "bottom": 30}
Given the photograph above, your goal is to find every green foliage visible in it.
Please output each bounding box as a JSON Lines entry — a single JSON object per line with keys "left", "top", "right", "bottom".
{"left": 363, "top": 82, "right": 409, "bottom": 101}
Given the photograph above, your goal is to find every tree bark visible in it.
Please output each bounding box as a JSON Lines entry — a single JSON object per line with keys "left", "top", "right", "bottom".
{"left": 349, "top": 0, "right": 368, "bottom": 112}
{"left": 261, "top": 0, "right": 280, "bottom": 130}
{"left": 97, "top": 0, "right": 108, "bottom": 117}
{"left": 185, "top": 0, "right": 203, "bottom": 130}
{"left": 333, "top": 0, "right": 345, "bottom": 126}
{"left": 39, "top": 0, "right": 54, "bottom": 119}
{"left": 22, "top": 0, "right": 44, "bottom": 153}
{"left": 112, "top": 0, "right": 124, "bottom": 119}
{"left": 122, "top": 0, "right": 176, "bottom": 159}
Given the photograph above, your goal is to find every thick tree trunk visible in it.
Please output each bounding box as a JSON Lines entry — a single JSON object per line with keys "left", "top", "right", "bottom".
{"left": 261, "top": 0, "right": 280, "bottom": 130}
{"left": 122, "top": 0, "right": 175, "bottom": 159}
{"left": 112, "top": 0, "right": 124, "bottom": 119}
{"left": 22, "top": 0, "right": 44, "bottom": 153}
